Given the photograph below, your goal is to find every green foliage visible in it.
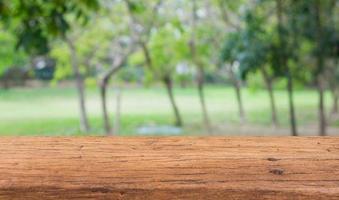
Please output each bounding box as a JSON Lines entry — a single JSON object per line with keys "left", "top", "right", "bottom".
{"left": 129, "top": 51, "right": 145, "bottom": 66}
{"left": 220, "top": 32, "right": 242, "bottom": 64}
{"left": 1, "top": 0, "right": 99, "bottom": 55}
{"left": 126, "top": 1, "right": 146, "bottom": 14}
{"left": 246, "top": 71, "right": 266, "bottom": 92}
{"left": 285, "top": 0, "right": 338, "bottom": 76}
{"left": 0, "top": 0, "right": 10, "bottom": 20}
{"left": 149, "top": 24, "right": 189, "bottom": 80}
{"left": 50, "top": 44, "right": 72, "bottom": 81}
{"left": 191, "top": 24, "right": 219, "bottom": 69}
{"left": 50, "top": 16, "right": 114, "bottom": 81}
{"left": 117, "top": 65, "right": 144, "bottom": 83}
{"left": 237, "top": 10, "right": 271, "bottom": 79}
{"left": 0, "top": 28, "right": 27, "bottom": 76}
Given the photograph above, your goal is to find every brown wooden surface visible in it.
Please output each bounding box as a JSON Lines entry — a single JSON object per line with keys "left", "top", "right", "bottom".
{"left": 0, "top": 137, "right": 339, "bottom": 199}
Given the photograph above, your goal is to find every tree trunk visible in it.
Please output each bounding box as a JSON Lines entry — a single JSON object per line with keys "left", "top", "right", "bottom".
{"left": 317, "top": 76, "right": 327, "bottom": 136}
{"left": 100, "top": 79, "right": 112, "bottom": 135}
{"left": 99, "top": 56, "right": 126, "bottom": 136}
{"left": 140, "top": 42, "right": 154, "bottom": 72}
{"left": 197, "top": 69, "right": 211, "bottom": 132}
{"left": 287, "top": 74, "right": 298, "bottom": 136}
{"left": 229, "top": 67, "right": 245, "bottom": 124}
{"left": 234, "top": 81, "right": 245, "bottom": 124}
{"left": 114, "top": 87, "right": 122, "bottom": 135}
{"left": 330, "top": 71, "right": 338, "bottom": 115}
{"left": 140, "top": 39, "right": 184, "bottom": 127}
{"left": 163, "top": 77, "right": 183, "bottom": 127}
{"left": 65, "top": 38, "right": 90, "bottom": 133}
{"left": 268, "top": 82, "right": 278, "bottom": 127}
{"left": 190, "top": 0, "right": 211, "bottom": 132}
{"left": 276, "top": 0, "right": 297, "bottom": 136}
{"left": 315, "top": 0, "right": 327, "bottom": 136}
{"left": 261, "top": 68, "right": 278, "bottom": 127}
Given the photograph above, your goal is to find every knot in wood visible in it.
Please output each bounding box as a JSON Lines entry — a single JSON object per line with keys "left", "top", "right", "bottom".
{"left": 270, "top": 168, "right": 284, "bottom": 175}
{"left": 267, "top": 157, "right": 280, "bottom": 162}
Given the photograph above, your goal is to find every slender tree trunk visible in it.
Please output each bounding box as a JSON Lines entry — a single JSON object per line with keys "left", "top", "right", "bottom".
{"left": 234, "top": 81, "right": 245, "bottom": 124}
{"left": 229, "top": 66, "right": 245, "bottom": 124}
{"left": 99, "top": 54, "right": 127, "bottom": 136}
{"left": 114, "top": 87, "right": 122, "bottom": 135}
{"left": 140, "top": 42, "right": 154, "bottom": 71}
{"left": 276, "top": 0, "right": 297, "bottom": 136}
{"left": 65, "top": 38, "right": 90, "bottom": 133}
{"left": 287, "top": 74, "right": 298, "bottom": 136}
{"left": 330, "top": 0, "right": 338, "bottom": 115}
{"left": 268, "top": 82, "right": 278, "bottom": 127}
{"left": 317, "top": 75, "right": 327, "bottom": 136}
{"left": 100, "top": 79, "right": 112, "bottom": 135}
{"left": 163, "top": 77, "right": 183, "bottom": 127}
{"left": 197, "top": 68, "right": 211, "bottom": 132}
{"left": 315, "top": 0, "right": 327, "bottom": 136}
{"left": 261, "top": 68, "right": 278, "bottom": 127}
{"left": 330, "top": 70, "right": 338, "bottom": 115}
{"left": 191, "top": 0, "right": 211, "bottom": 132}
{"left": 140, "top": 38, "right": 184, "bottom": 128}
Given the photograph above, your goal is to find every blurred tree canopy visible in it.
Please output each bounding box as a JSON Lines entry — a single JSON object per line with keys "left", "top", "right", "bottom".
{"left": 0, "top": 0, "right": 99, "bottom": 55}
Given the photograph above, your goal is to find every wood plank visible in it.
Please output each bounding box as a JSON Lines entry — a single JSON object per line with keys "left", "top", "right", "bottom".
{"left": 0, "top": 137, "right": 339, "bottom": 199}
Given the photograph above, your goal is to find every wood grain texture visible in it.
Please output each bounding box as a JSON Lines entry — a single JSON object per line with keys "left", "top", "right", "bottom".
{"left": 0, "top": 137, "right": 339, "bottom": 199}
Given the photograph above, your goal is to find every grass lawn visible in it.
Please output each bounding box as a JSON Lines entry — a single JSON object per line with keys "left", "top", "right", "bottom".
{"left": 0, "top": 85, "right": 337, "bottom": 136}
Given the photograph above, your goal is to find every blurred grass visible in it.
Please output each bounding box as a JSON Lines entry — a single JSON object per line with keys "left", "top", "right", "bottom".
{"left": 0, "top": 85, "right": 336, "bottom": 136}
